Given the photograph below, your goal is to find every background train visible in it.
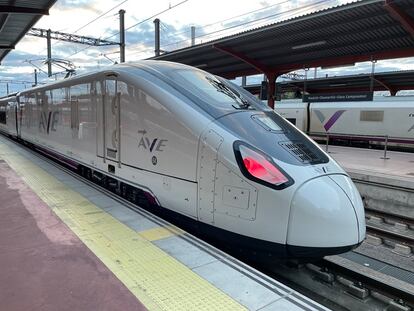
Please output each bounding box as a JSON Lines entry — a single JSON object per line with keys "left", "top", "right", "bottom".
{"left": 0, "top": 60, "right": 365, "bottom": 260}
{"left": 273, "top": 96, "right": 414, "bottom": 150}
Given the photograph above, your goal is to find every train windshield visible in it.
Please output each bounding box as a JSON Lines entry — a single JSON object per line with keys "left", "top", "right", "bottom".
{"left": 163, "top": 69, "right": 262, "bottom": 111}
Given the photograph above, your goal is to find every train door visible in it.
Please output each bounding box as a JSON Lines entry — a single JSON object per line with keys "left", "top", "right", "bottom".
{"left": 14, "top": 101, "right": 19, "bottom": 137}
{"left": 96, "top": 81, "right": 104, "bottom": 158}
{"left": 8, "top": 99, "right": 17, "bottom": 136}
{"left": 98, "top": 79, "right": 121, "bottom": 170}
{"left": 17, "top": 96, "right": 24, "bottom": 138}
{"left": 70, "top": 86, "right": 82, "bottom": 156}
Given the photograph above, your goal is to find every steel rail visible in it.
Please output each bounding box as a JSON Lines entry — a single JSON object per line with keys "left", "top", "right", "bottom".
{"left": 2, "top": 135, "right": 329, "bottom": 311}
{"left": 366, "top": 208, "right": 414, "bottom": 226}
{"left": 366, "top": 225, "right": 414, "bottom": 246}
{"left": 3, "top": 135, "right": 414, "bottom": 310}
{"left": 321, "top": 256, "right": 414, "bottom": 304}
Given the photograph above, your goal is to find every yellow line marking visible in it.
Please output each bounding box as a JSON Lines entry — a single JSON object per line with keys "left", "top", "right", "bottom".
{"left": 138, "top": 225, "right": 184, "bottom": 242}
{"left": 0, "top": 142, "right": 246, "bottom": 311}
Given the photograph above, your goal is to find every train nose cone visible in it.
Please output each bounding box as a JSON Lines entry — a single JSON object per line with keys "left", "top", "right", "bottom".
{"left": 287, "top": 174, "right": 365, "bottom": 249}
{"left": 328, "top": 174, "right": 366, "bottom": 241}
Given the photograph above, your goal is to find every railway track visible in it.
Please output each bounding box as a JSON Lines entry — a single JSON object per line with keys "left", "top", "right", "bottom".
{"left": 366, "top": 224, "right": 414, "bottom": 248}
{"left": 5, "top": 136, "right": 414, "bottom": 311}
{"left": 365, "top": 207, "right": 414, "bottom": 258}
{"left": 366, "top": 208, "right": 414, "bottom": 228}
{"left": 263, "top": 254, "right": 414, "bottom": 311}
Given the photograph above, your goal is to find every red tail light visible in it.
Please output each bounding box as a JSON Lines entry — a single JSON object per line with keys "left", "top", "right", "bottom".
{"left": 238, "top": 144, "right": 289, "bottom": 186}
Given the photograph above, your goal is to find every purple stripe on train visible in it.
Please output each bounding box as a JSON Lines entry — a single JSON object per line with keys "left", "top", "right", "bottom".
{"left": 314, "top": 109, "right": 347, "bottom": 131}
{"left": 324, "top": 110, "right": 346, "bottom": 131}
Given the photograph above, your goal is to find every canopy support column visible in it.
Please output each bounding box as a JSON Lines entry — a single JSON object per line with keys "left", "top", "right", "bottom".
{"left": 267, "top": 73, "right": 277, "bottom": 109}
{"left": 385, "top": 0, "right": 414, "bottom": 37}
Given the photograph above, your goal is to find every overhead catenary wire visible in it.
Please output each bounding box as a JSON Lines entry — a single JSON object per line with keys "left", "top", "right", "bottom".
{"left": 128, "top": 0, "right": 333, "bottom": 57}
{"left": 191, "top": 0, "right": 332, "bottom": 43}
{"left": 35, "top": 0, "right": 130, "bottom": 57}
{"left": 146, "top": 0, "right": 292, "bottom": 43}
{"left": 73, "top": 0, "right": 129, "bottom": 34}
{"left": 32, "top": 0, "right": 334, "bottom": 79}
{"left": 65, "top": 0, "right": 190, "bottom": 60}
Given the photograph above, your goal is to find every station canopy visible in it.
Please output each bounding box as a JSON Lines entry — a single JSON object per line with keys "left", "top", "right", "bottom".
{"left": 244, "top": 70, "right": 414, "bottom": 96}
{"left": 0, "top": 0, "right": 57, "bottom": 64}
{"left": 152, "top": 0, "right": 414, "bottom": 80}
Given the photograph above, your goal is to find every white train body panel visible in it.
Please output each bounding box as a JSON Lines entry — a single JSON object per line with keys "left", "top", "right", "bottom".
{"left": 0, "top": 96, "right": 18, "bottom": 137}
{"left": 273, "top": 100, "right": 308, "bottom": 131}
{"left": 1, "top": 61, "right": 366, "bottom": 258}
{"left": 197, "top": 110, "right": 364, "bottom": 248}
{"left": 18, "top": 68, "right": 207, "bottom": 220}
{"left": 273, "top": 97, "right": 414, "bottom": 147}
{"left": 309, "top": 98, "right": 414, "bottom": 139}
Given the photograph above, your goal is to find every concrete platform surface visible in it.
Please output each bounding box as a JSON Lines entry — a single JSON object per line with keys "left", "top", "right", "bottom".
{"left": 323, "top": 145, "right": 414, "bottom": 186}
{"left": 0, "top": 135, "right": 329, "bottom": 311}
{"left": 0, "top": 160, "right": 146, "bottom": 311}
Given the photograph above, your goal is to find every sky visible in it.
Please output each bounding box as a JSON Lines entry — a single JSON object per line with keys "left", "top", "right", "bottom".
{"left": 1, "top": 0, "right": 414, "bottom": 96}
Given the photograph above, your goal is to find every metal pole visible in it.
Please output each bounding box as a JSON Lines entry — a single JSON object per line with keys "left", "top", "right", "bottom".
{"left": 241, "top": 76, "right": 247, "bottom": 87}
{"left": 34, "top": 69, "right": 38, "bottom": 86}
{"left": 6, "top": 83, "right": 9, "bottom": 95}
{"left": 370, "top": 59, "right": 376, "bottom": 93}
{"left": 154, "top": 18, "right": 160, "bottom": 56}
{"left": 303, "top": 67, "right": 309, "bottom": 101}
{"left": 47, "top": 29, "right": 52, "bottom": 77}
{"left": 326, "top": 133, "right": 329, "bottom": 152}
{"left": 267, "top": 74, "right": 276, "bottom": 109}
{"left": 381, "top": 135, "right": 390, "bottom": 160}
{"left": 119, "top": 9, "right": 125, "bottom": 63}
{"left": 191, "top": 26, "right": 195, "bottom": 46}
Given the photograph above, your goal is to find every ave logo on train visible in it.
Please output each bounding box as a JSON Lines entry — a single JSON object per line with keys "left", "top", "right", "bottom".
{"left": 39, "top": 110, "right": 59, "bottom": 134}
{"left": 137, "top": 129, "right": 168, "bottom": 152}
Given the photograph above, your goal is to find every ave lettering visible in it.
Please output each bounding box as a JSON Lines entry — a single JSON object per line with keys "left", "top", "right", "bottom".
{"left": 138, "top": 137, "right": 168, "bottom": 152}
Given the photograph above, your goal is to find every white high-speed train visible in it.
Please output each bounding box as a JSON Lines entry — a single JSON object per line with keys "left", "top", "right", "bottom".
{"left": 274, "top": 97, "right": 414, "bottom": 150}
{"left": 0, "top": 61, "right": 366, "bottom": 259}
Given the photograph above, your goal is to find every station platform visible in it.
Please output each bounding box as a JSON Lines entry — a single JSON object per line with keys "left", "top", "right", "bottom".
{"left": 0, "top": 135, "right": 328, "bottom": 311}
{"left": 322, "top": 145, "right": 414, "bottom": 188}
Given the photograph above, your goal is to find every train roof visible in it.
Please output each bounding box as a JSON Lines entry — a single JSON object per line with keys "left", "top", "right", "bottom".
{"left": 15, "top": 60, "right": 197, "bottom": 95}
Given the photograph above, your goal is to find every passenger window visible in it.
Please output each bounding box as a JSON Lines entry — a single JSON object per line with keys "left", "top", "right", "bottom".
{"left": 118, "top": 81, "right": 137, "bottom": 107}
{"left": 360, "top": 111, "right": 384, "bottom": 122}
{"left": 164, "top": 69, "right": 249, "bottom": 109}
{"left": 0, "top": 105, "right": 6, "bottom": 124}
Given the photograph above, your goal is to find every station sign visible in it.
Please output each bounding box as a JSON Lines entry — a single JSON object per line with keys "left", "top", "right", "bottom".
{"left": 302, "top": 92, "right": 373, "bottom": 102}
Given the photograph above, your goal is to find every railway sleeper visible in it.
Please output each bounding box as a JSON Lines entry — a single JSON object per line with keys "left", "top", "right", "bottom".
{"left": 392, "top": 243, "right": 413, "bottom": 257}
{"left": 305, "top": 264, "right": 334, "bottom": 284}
{"left": 346, "top": 281, "right": 370, "bottom": 300}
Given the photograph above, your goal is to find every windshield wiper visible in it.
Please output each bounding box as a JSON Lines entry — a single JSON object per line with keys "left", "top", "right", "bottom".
{"left": 207, "top": 77, "right": 251, "bottom": 109}
{"left": 231, "top": 102, "right": 250, "bottom": 110}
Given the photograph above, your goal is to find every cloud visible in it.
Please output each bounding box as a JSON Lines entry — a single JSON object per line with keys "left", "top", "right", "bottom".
{"left": 51, "top": 0, "right": 101, "bottom": 15}
{"left": 1, "top": 0, "right": 413, "bottom": 97}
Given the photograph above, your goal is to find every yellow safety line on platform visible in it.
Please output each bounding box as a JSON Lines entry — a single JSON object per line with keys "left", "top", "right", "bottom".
{"left": 0, "top": 142, "right": 246, "bottom": 311}
{"left": 139, "top": 226, "right": 184, "bottom": 242}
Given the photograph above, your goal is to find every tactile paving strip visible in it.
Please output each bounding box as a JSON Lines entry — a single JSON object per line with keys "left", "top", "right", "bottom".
{"left": 0, "top": 143, "right": 246, "bottom": 311}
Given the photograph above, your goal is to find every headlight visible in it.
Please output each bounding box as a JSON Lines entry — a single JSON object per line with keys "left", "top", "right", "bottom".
{"left": 234, "top": 141, "right": 293, "bottom": 190}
